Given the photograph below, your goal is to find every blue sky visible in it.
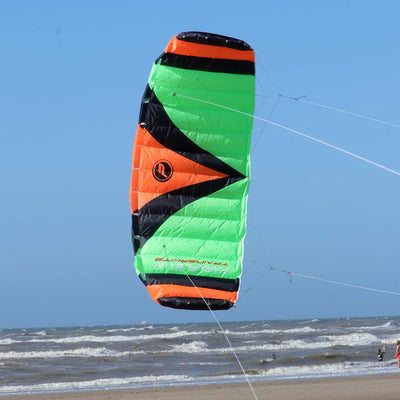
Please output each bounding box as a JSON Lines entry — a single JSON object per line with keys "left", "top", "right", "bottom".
{"left": 1, "top": 1, "right": 400, "bottom": 329}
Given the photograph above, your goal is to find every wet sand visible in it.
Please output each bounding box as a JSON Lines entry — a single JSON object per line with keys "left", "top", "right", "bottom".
{"left": 6, "top": 374, "right": 400, "bottom": 400}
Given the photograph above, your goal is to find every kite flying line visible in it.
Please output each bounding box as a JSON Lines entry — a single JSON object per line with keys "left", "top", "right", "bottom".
{"left": 185, "top": 274, "right": 259, "bottom": 400}
{"left": 284, "top": 96, "right": 400, "bottom": 130}
{"left": 243, "top": 210, "right": 400, "bottom": 299}
{"left": 239, "top": 258, "right": 400, "bottom": 299}
{"left": 269, "top": 266, "right": 400, "bottom": 296}
{"left": 173, "top": 92, "right": 400, "bottom": 177}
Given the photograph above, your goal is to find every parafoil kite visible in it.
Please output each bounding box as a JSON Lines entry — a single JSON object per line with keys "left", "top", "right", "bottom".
{"left": 130, "top": 31, "right": 255, "bottom": 310}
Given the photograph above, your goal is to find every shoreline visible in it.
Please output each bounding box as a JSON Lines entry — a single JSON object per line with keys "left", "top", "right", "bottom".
{"left": 5, "top": 373, "right": 400, "bottom": 400}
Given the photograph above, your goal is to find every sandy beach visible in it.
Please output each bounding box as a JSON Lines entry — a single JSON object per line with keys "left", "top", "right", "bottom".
{"left": 6, "top": 374, "right": 400, "bottom": 400}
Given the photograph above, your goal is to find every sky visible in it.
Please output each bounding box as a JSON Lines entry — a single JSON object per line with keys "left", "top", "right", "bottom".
{"left": 1, "top": 1, "right": 400, "bottom": 329}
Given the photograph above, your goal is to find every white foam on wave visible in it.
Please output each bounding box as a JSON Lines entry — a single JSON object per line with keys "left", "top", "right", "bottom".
{"left": 0, "top": 338, "right": 14, "bottom": 345}
{"left": 9, "top": 330, "right": 211, "bottom": 345}
{"left": 169, "top": 326, "right": 180, "bottom": 332}
{"left": 318, "top": 332, "right": 380, "bottom": 346}
{"left": 257, "top": 358, "right": 396, "bottom": 380}
{"left": 106, "top": 327, "right": 140, "bottom": 333}
{"left": 0, "top": 374, "right": 191, "bottom": 395}
{"left": 222, "top": 326, "right": 320, "bottom": 337}
{"left": 0, "top": 347, "right": 145, "bottom": 360}
{"left": 298, "top": 319, "right": 319, "bottom": 324}
{"left": 34, "top": 330, "right": 47, "bottom": 336}
{"left": 265, "top": 332, "right": 380, "bottom": 351}
{"left": 4, "top": 330, "right": 380, "bottom": 360}
{"left": 379, "top": 333, "right": 400, "bottom": 343}
{"left": 196, "top": 359, "right": 397, "bottom": 386}
{"left": 357, "top": 321, "right": 399, "bottom": 331}
{"left": 179, "top": 361, "right": 224, "bottom": 366}
{"left": 170, "top": 341, "right": 209, "bottom": 353}
{"left": 0, "top": 323, "right": 325, "bottom": 347}
{"left": 1, "top": 325, "right": 323, "bottom": 347}
{"left": 106, "top": 325, "right": 155, "bottom": 333}
{"left": 161, "top": 332, "right": 381, "bottom": 355}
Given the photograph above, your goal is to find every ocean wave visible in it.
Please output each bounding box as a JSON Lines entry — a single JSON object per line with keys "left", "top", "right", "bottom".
{"left": 357, "top": 321, "right": 400, "bottom": 331}
{"left": 178, "top": 361, "right": 224, "bottom": 366}
{"left": 2, "top": 330, "right": 212, "bottom": 345}
{"left": 33, "top": 330, "right": 48, "bottom": 336}
{"left": 106, "top": 325, "right": 155, "bottom": 333}
{"left": 0, "top": 347, "right": 145, "bottom": 360}
{"left": 185, "top": 360, "right": 396, "bottom": 384}
{"left": 303, "top": 353, "right": 347, "bottom": 362}
{"left": 170, "top": 340, "right": 209, "bottom": 353}
{"left": 105, "top": 327, "right": 143, "bottom": 333}
{"left": 157, "top": 340, "right": 339, "bottom": 355}
{"left": 1, "top": 361, "right": 394, "bottom": 396}
{"left": 3, "top": 318, "right": 400, "bottom": 396}
{"left": 0, "top": 338, "right": 14, "bottom": 345}
{"left": 3, "top": 332, "right": 382, "bottom": 360}
{"left": 0, "top": 374, "right": 191, "bottom": 395}
{"left": 222, "top": 326, "right": 321, "bottom": 337}
{"left": 318, "top": 332, "right": 380, "bottom": 346}
{"left": 239, "top": 335, "right": 377, "bottom": 352}
{"left": 0, "top": 325, "right": 322, "bottom": 347}
{"left": 258, "top": 358, "right": 275, "bottom": 364}
{"left": 378, "top": 333, "right": 400, "bottom": 343}
{"left": 298, "top": 319, "right": 320, "bottom": 324}
{"left": 161, "top": 334, "right": 382, "bottom": 354}
{"left": 259, "top": 359, "right": 396, "bottom": 379}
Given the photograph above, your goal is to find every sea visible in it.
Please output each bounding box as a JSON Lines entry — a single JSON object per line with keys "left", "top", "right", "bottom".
{"left": 1, "top": 316, "right": 399, "bottom": 396}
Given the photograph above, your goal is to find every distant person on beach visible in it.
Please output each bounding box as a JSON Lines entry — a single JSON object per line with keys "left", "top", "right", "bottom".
{"left": 272, "top": 353, "right": 276, "bottom": 360}
{"left": 395, "top": 341, "right": 400, "bottom": 368}
{"left": 378, "top": 344, "right": 385, "bottom": 361}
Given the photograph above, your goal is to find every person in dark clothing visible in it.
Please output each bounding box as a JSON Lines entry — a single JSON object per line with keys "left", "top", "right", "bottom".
{"left": 378, "top": 344, "right": 385, "bottom": 361}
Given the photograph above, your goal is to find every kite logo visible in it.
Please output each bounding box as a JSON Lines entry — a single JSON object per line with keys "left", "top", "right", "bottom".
{"left": 152, "top": 160, "right": 173, "bottom": 182}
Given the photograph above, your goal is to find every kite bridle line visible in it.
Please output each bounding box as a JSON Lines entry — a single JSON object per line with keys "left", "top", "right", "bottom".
{"left": 184, "top": 274, "right": 259, "bottom": 400}
{"left": 173, "top": 92, "right": 400, "bottom": 177}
